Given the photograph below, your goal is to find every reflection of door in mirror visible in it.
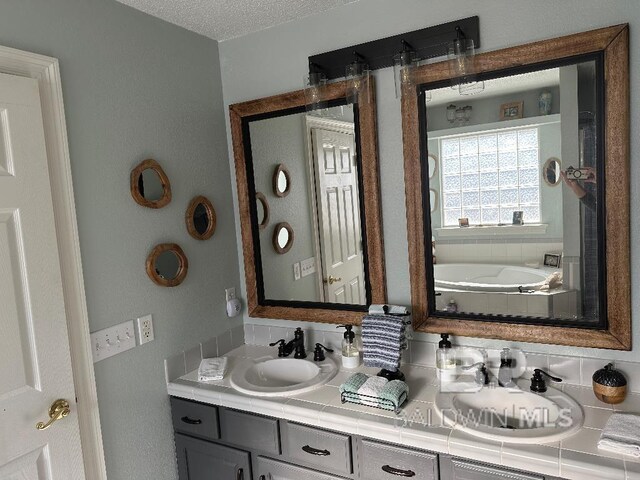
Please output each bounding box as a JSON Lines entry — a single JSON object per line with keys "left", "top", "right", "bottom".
{"left": 310, "top": 122, "right": 365, "bottom": 305}
{"left": 424, "top": 59, "right": 602, "bottom": 325}
{"left": 248, "top": 105, "right": 365, "bottom": 305}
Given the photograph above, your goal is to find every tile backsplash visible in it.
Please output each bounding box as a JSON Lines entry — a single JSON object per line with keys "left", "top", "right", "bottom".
{"left": 435, "top": 239, "right": 563, "bottom": 265}
{"left": 242, "top": 321, "right": 640, "bottom": 393}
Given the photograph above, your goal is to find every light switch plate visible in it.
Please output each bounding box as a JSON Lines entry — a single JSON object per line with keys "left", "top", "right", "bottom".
{"left": 301, "top": 257, "right": 316, "bottom": 277}
{"left": 90, "top": 320, "right": 136, "bottom": 363}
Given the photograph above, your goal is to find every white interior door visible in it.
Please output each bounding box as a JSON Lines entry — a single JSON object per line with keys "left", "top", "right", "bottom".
{"left": 0, "top": 72, "right": 85, "bottom": 479}
{"left": 312, "top": 127, "right": 365, "bottom": 305}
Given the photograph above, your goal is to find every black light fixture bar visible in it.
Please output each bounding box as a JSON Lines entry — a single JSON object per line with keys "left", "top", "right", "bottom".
{"left": 308, "top": 16, "right": 480, "bottom": 80}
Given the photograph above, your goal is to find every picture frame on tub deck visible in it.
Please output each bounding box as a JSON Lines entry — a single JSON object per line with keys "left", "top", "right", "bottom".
{"left": 543, "top": 253, "right": 562, "bottom": 268}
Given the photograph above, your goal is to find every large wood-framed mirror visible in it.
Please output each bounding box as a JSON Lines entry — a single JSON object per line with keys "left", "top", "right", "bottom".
{"left": 402, "top": 25, "right": 630, "bottom": 349}
{"left": 230, "top": 78, "right": 386, "bottom": 324}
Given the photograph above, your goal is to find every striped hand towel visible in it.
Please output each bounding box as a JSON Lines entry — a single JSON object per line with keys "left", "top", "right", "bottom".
{"left": 362, "top": 314, "right": 406, "bottom": 370}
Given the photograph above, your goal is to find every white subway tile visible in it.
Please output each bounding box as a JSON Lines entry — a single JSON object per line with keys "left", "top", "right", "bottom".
{"left": 549, "top": 355, "right": 581, "bottom": 386}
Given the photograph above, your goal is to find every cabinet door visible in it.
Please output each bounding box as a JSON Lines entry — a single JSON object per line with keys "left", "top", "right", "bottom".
{"left": 440, "top": 456, "right": 544, "bottom": 480}
{"left": 175, "top": 433, "right": 250, "bottom": 480}
{"left": 360, "top": 439, "right": 438, "bottom": 480}
{"left": 255, "top": 456, "right": 345, "bottom": 480}
{"left": 283, "top": 422, "right": 352, "bottom": 475}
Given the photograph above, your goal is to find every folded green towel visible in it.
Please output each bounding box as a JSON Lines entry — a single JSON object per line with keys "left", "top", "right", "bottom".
{"left": 339, "top": 373, "right": 369, "bottom": 394}
{"left": 378, "top": 380, "right": 409, "bottom": 410}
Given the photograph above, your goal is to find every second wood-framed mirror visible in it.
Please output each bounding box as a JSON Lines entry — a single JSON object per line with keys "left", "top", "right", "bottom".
{"left": 230, "top": 77, "right": 386, "bottom": 324}
{"left": 402, "top": 25, "right": 630, "bottom": 349}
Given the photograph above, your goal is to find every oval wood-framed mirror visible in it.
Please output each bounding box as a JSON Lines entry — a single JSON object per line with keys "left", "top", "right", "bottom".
{"left": 255, "top": 192, "right": 270, "bottom": 230}
{"left": 272, "top": 222, "right": 294, "bottom": 254}
{"left": 428, "top": 153, "right": 438, "bottom": 179}
{"left": 543, "top": 157, "right": 562, "bottom": 186}
{"left": 185, "top": 196, "right": 216, "bottom": 240}
{"left": 273, "top": 164, "right": 291, "bottom": 197}
{"left": 130, "top": 159, "right": 172, "bottom": 208}
{"left": 146, "top": 243, "right": 188, "bottom": 287}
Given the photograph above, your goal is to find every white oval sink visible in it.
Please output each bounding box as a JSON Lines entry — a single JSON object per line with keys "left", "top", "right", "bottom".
{"left": 435, "top": 385, "right": 583, "bottom": 444}
{"left": 230, "top": 356, "right": 337, "bottom": 397}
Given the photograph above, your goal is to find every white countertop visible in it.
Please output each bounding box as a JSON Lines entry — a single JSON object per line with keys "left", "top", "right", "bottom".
{"left": 167, "top": 344, "right": 640, "bottom": 480}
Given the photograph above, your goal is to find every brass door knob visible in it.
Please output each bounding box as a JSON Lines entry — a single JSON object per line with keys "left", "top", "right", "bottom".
{"left": 36, "top": 399, "right": 70, "bottom": 431}
{"left": 323, "top": 275, "right": 342, "bottom": 285}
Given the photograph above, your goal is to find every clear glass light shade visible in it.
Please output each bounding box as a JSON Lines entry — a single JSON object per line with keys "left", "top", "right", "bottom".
{"left": 446, "top": 104, "right": 457, "bottom": 123}
{"left": 345, "top": 61, "right": 370, "bottom": 105}
{"left": 303, "top": 72, "right": 328, "bottom": 113}
{"left": 447, "top": 38, "right": 484, "bottom": 95}
{"left": 393, "top": 50, "right": 418, "bottom": 99}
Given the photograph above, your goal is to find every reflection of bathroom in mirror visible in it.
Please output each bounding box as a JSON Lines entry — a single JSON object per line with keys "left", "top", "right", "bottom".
{"left": 272, "top": 222, "right": 294, "bottom": 254}
{"left": 249, "top": 104, "right": 366, "bottom": 305}
{"left": 425, "top": 58, "right": 603, "bottom": 325}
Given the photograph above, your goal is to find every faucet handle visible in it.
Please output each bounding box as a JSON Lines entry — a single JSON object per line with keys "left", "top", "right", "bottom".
{"left": 463, "top": 362, "right": 489, "bottom": 385}
{"left": 530, "top": 368, "right": 562, "bottom": 393}
{"left": 313, "top": 343, "right": 334, "bottom": 362}
{"left": 269, "top": 339, "right": 286, "bottom": 357}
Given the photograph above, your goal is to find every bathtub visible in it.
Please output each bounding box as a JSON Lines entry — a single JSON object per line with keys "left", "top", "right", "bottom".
{"left": 434, "top": 263, "right": 555, "bottom": 293}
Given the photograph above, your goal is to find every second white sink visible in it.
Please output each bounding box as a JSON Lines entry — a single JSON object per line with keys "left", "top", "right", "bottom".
{"left": 230, "top": 356, "right": 337, "bottom": 397}
{"left": 435, "top": 383, "right": 584, "bottom": 444}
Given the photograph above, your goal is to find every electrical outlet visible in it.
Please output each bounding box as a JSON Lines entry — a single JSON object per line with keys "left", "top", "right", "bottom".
{"left": 90, "top": 320, "right": 136, "bottom": 362}
{"left": 293, "top": 262, "right": 301, "bottom": 280}
{"left": 225, "top": 287, "right": 236, "bottom": 302}
{"left": 136, "top": 314, "right": 154, "bottom": 345}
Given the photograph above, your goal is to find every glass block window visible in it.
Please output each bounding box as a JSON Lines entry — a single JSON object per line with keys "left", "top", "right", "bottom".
{"left": 440, "top": 127, "right": 541, "bottom": 226}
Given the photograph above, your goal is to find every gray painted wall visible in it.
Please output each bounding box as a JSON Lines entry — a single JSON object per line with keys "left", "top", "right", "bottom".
{"left": 0, "top": 1, "right": 239, "bottom": 480}
{"left": 219, "top": 0, "right": 639, "bottom": 362}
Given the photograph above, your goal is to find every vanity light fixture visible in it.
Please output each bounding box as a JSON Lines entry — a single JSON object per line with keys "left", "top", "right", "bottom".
{"left": 446, "top": 104, "right": 457, "bottom": 123}
{"left": 303, "top": 63, "right": 328, "bottom": 114}
{"left": 448, "top": 26, "right": 484, "bottom": 96}
{"left": 393, "top": 41, "right": 419, "bottom": 99}
{"left": 345, "top": 52, "right": 370, "bottom": 105}
{"left": 307, "top": 16, "right": 480, "bottom": 97}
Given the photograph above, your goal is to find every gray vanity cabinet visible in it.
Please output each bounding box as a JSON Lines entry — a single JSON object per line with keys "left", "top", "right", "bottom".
{"left": 255, "top": 456, "right": 346, "bottom": 480}
{"left": 439, "top": 456, "right": 544, "bottom": 480}
{"left": 175, "top": 433, "right": 251, "bottom": 480}
{"left": 359, "top": 439, "right": 438, "bottom": 480}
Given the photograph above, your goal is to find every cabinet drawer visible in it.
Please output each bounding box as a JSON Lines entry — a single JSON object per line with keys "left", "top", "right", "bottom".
{"left": 175, "top": 433, "right": 250, "bottom": 480}
{"left": 284, "top": 423, "right": 352, "bottom": 475}
{"left": 219, "top": 408, "right": 280, "bottom": 455}
{"left": 440, "top": 456, "right": 544, "bottom": 480}
{"left": 171, "top": 397, "right": 219, "bottom": 442}
{"left": 255, "top": 456, "right": 346, "bottom": 480}
{"left": 361, "top": 439, "right": 438, "bottom": 480}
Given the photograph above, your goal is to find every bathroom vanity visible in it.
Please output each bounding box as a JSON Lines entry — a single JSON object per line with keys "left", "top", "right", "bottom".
{"left": 167, "top": 345, "right": 634, "bottom": 480}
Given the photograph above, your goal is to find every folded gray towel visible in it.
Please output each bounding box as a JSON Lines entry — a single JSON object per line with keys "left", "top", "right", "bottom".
{"left": 358, "top": 376, "right": 388, "bottom": 407}
{"left": 598, "top": 413, "right": 640, "bottom": 457}
{"left": 362, "top": 314, "right": 406, "bottom": 370}
{"left": 379, "top": 380, "right": 409, "bottom": 410}
{"left": 339, "top": 373, "right": 369, "bottom": 394}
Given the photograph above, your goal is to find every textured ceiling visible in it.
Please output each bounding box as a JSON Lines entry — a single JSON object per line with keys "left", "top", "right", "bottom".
{"left": 116, "top": 0, "right": 360, "bottom": 40}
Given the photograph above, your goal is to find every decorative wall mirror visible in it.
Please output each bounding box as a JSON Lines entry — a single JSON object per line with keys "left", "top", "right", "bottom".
{"left": 230, "top": 77, "right": 386, "bottom": 324}
{"left": 146, "top": 243, "right": 188, "bottom": 287}
{"left": 255, "top": 192, "right": 270, "bottom": 230}
{"left": 130, "top": 159, "right": 172, "bottom": 208}
{"left": 543, "top": 157, "right": 562, "bottom": 186}
{"left": 186, "top": 196, "right": 216, "bottom": 240}
{"left": 402, "top": 25, "right": 630, "bottom": 349}
{"left": 428, "top": 153, "right": 438, "bottom": 179}
{"left": 273, "top": 164, "right": 291, "bottom": 197}
{"left": 273, "top": 222, "right": 294, "bottom": 254}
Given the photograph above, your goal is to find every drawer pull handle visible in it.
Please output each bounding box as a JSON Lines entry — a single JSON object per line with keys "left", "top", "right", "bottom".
{"left": 302, "top": 445, "right": 331, "bottom": 456}
{"left": 382, "top": 465, "right": 416, "bottom": 477}
{"left": 180, "top": 416, "right": 202, "bottom": 425}
{"left": 236, "top": 467, "right": 243, "bottom": 480}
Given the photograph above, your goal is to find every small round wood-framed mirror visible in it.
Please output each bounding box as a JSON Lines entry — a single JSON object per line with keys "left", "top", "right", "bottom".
{"left": 428, "top": 153, "right": 438, "bottom": 179}
{"left": 272, "top": 222, "right": 294, "bottom": 254}
{"left": 255, "top": 192, "right": 270, "bottom": 230}
{"left": 131, "top": 159, "right": 172, "bottom": 208}
{"left": 185, "top": 196, "right": 216, "bottom": 240}
{"left": 429, "top": 189, "right": 438, "bottom": 213}
{"left": 543, "top": 157, "right": 562, "bottom": 186}
{"left": 146, "top": 243, "right": 188, "bottom": 287}
{"left": 273, "top": 164, "right": 291, "bottom": 197}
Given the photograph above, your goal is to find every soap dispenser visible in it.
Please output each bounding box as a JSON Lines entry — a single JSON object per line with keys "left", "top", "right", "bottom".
{"left": 337, "top": 325, "right": 361, "bottom": 369}
{"left": 436, "top": 333, "right": 456, "bottom": 382}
